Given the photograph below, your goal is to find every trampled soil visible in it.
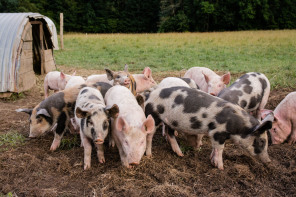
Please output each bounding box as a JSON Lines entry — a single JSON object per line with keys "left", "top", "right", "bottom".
{"left": 1, "top": 67, "right": 296, "bottom": 196}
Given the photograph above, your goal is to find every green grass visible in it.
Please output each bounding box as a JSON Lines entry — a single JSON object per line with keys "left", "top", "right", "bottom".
{"left": 59, "top": 135, "right": 80, "bottom": 150}
{"left": 0, "top": 131, "right": 25, "bottom": 151}
{"left": 54, "top": 30, "right": 296, "bottom": 89}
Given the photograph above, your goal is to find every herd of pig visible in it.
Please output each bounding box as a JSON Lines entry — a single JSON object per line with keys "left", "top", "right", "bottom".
{"left": 16, "top": 66, "right": 296, "bottom": 170}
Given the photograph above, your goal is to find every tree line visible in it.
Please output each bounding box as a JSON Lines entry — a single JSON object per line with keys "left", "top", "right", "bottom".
{"left": 1, "top": 0, "right": 295, "bottom": 33}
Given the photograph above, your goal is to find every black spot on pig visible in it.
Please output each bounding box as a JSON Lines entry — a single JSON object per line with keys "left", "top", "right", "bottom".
{"left": 83, "top": 103, "right": 89, "bottom": 108}
{"left": 180, "top": 78, "right": 191, "bottom": 84}
{"left": 56, "top": 111, "right": 67, "bottom": 135}
{"left": 216, "top": 107, "right": 253, "bottom": 138}
{"left": 213, "top": 132, "right": 230, "bottom": 144}
{"left": 251, "top": 73, "right": 256, "bottom": 77}
{"left": 219, "top": 90, "right": 243, "bottom": 106}
{"left": 91, "top": 128, "right": 95, "bottom": 139}
{"left": 157, "top": 105, "right": 165, "bottom": 114}
{"left": 86, "top": 116, "right": 92, "bottom": 127}
{"left": 243, "top": 84, "right": 253, "bottom": 94}
{"left": 81, "top": 118, "right": 85, "bottom": 131}
{"left": 80, "top": 84, "right": 87, "bottom": 88}
{"left": 38, "top": 92, "right": 66, "bottom": 114}
{"left": 143, "top": 91, "right": 150, "bottom": 101}
{"left": 259, "top": 78, "right": 267, "bottom": 92}
{"left": 89, "top": 105, "right": 94, "bottom": 108}
{"left": 89, "top": 95, "right": 100, "bottom": 100}
{"left": 172, "top": 121, "right": 178, "bottom": 127}
{"left": 91, "top": 82, "right": 112, "bottom": 97}
{"left": 167, "top": 126, "right": 175, "bottom": 137}
{"left": 93, "top": 111, "right": 98, "bottom": 116}
{"left": 249, "top": 96, "right": 258, "bottom": 109}
{"left": 208, "top": 122, "right": 216, "bottom": 130}
{"left": 202, "top": 113, "right": 207, "bottom": 118}
{"left": 145, "top": 103, "right": 161, "bottom": 126}
{"left": 190, "top": 117, "right": 202, "bottom": 129}
{"left": 253, "top": 137, "right": 266, "bottom": 154}
{"left": 174, "top": 95, "right": 184, "bottom": 105}
{"left": 240, "top": 100, "right": 247, "bottom": 108}
{"left": 81, "top": 89, "right": 88, "bottom": 94}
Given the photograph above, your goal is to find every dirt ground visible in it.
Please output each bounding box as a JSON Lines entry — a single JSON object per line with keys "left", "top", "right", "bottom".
{"left": 1, "top": 66, "right": 296, "bottom": 197}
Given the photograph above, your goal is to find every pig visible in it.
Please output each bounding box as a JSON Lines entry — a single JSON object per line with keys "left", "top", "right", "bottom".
{"left": 44, "top": 71, "right": 75, "bottom": 98}
{"left": 186, "top": 72, "right": 270, "bottom": 149}
{"left": 218, "top": 72, "right": 270, "bottom": 120}
{"left": 104, "top": 85, "right": 155, "bottom": 168}
{"left": 86, "top": 64, "right": 130, "bottom": 86}
{"left": 261, "top": 92, "right": 296, "bottom": 145}
{"left": 16, "top": 82, "right": 113, "bottom": 151}
{"left": 183, "top": 67, "right": 231, "bottom": 96}
{"left": 144, "top": 86, "right": 273, "bottom": 170}
{"left": 75, "top": 87, "right": 119, "bottom": 169}
{"left": 87, "top": 66, "right": 157, "bottom": 93}
{"left": 65, "top": 76, "right": 86, "bottom": 89}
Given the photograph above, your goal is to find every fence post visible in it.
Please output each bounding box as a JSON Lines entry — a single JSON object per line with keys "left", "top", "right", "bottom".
{"left": 60, "top": 13, "right": 64, "bottom": 50}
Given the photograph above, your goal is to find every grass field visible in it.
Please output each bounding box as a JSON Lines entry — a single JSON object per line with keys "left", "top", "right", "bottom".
{"left": 55, "top": 30, "right": 296, "bottom": 88}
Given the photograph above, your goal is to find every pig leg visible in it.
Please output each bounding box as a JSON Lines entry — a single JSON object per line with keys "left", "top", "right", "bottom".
{"left": 44, "top": 81, "right": 49, "bottom": 98}
{"left": 95, "top": 144, "right": 105, "bottom": 163}
{"left": 50, "top": 133, "right": 64, "bottom": 151}
{"left": 166, "top": 127, "right": 184, "bottom": 157}
{"left": 50, "top": 114, "right": 68, "bottom": 151}
{"left": 146, "top": 130, "right": 156, "bottom": 157}
{"left": 210, "top": 139, "right": 225, "bottom": 170}
{"left": 196, "top": 134, "right": 204, "bottom": 148}
{"left": 288, "top": 126, "right": 296, "bottom": 145}
{"left": 109, "top": 135, "right": 115, "bottom": 147}
{"left": 80, "top": 131, "right": 92, "bottom": 170}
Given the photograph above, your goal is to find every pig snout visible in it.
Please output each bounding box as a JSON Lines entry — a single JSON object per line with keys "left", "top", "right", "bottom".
{"left": 94, "top": 138, "right": 104, "bottom": 145}
{"left": 123, "top": 78, "right": 131, "bottom": 85}
{"left": 128, "top": 162, "right": 140, "bottom": 168}
{"left": 257, "top": 152, "right": 271, "bottom": 163}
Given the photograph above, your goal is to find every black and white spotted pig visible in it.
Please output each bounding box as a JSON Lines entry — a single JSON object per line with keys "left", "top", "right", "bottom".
{"left": 75, "top": 87, "right": 119, "bottom": 170}
{"left": 17, "top": 82, "right": 113, "bottom": 151}
{"left": 189, "top": 72, "right": 271, "bottom": 149}
{"left": 218, "top": 72, "right": 270, "bottom": 119}
{"left": 144, "top": 86, "right": 274, "bottom": 170}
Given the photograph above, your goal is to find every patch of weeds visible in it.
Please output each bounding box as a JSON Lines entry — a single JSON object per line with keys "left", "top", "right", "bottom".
{"left": 0, "top": 131, "right": 25, "bottom": 151}
{"left": 2, "top": 92, "right": 25, "bottom": 101}
{"left": 179, "top": 141, "right": 194, "bottom": 154}
{"left": 59, "top": 135, "right": 80, "bottom": 150}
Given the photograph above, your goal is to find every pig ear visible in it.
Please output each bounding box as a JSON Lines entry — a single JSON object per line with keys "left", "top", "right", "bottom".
{"left": 136, "top": 94, "right": 145, "bottom": 110}
{"left": 16, "top": 108, "right": 33, "bottom": 116}
{"left": 202, "top": 71, "right": 210, "bottom": 83}
{"left": 143, "top": 67, "right": 152, "bottom": 78}
{"left": 60, "top": 72, "right": 65, "bottom": 80}
{"left": 36, "top": 108, "right": 51, "bottom": 118}
{"left": 105, "top": 69, "right": 114, "bottom": 81}
{"left": 222, "top": 72, "right": 231, "bottom": 85}
{"left": 75, "top": 107, "right": 90, "bottom": 119}
{"left": 253, "top": 112, "right": 274, "bottom": 135}
{"left": 105, "top": 104, "right": 119, "bottom": 119}
{"left": 142, "top": 115, "right": 155, "bottom": 134}
{"left": 124, "top": 64, "right": 128, "bottom": 72}
{"left": 260, "top": 109, "right": 273, "bottom": 120}
{"left": 72, "top": 71, "right": 76, "bottom": 76}
{"left": 116, "top": 117, "right": 129, "bottom": 132}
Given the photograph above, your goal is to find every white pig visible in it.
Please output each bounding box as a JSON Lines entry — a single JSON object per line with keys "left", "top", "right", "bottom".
{"left": 262, "top": 92, "right": 296, "bottom": 145}
{"left": 44, "top": 71, "right": 75, "bottom": 98}
{"left": 104, "top": 85, "right": 155, "bottom": 168}
{"left": 65, "top": 76, "right": 86, "bottom": 89}
{"left": 183, "top": 67, "right": 230, "bottom": 96}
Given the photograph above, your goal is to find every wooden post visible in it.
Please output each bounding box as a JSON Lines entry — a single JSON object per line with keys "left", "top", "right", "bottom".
{"left": 40, "top": 23, "right": 44, "bottom": 74}
{"left": 60, "top": 13, "right": 64, "bottom": 50}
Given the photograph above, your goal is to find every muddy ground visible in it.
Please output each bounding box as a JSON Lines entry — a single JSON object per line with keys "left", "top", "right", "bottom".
{"left": 0, "top": 67, "right": 296, "bottom": 196}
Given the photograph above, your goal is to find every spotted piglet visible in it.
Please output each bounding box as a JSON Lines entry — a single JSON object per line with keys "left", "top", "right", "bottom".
{"left": 218, "top": 72, "right": 270, "bottom": 119}
{"left": 16, "top": 82, "right": 113, "bottom": 151}
{"left": 105, "top": 85, "right": 155, "bottom": 168}
{"left": 145, "top": 86, "right": 274, "bottom": 170}
{"left": 75, "top": 87, "right": 119, "bottom": 170}
{"left": 186, "top": 72, "right": 271, "bottom": 149}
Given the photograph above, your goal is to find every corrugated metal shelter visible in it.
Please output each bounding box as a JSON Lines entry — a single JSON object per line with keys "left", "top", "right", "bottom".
{"left": 0, "top": 13, "right": 59, "bottom": 95}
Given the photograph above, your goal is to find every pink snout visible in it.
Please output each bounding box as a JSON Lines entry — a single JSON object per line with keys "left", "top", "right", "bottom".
{"left": 128, "top": 162, "right": 139, "bottom": 168}
{"left": 123, "top": 78, "right": 131, "bottom": 86}
{"left": 94, "top": 138, "right": 104, "bottom": 145}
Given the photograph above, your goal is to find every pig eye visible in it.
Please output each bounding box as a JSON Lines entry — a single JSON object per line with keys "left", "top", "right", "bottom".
{"left": 103, "top": 120, "right": 108, "bottom": 130}
{"left": 36, "top": 116, "right": 42, "bottom": 123}
{"left": 116, "top": 76, "right": 120, "bottom": 78}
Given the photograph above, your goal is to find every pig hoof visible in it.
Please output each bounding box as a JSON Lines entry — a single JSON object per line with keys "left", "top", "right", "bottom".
{"left": 84, "top": 164, "right": 91, "bottom": 170}
{"left": 99, "top": 158, "right": 105, "bottom": 163}
{"left": 176, "top": 152, "right": 184, "bottom": 157}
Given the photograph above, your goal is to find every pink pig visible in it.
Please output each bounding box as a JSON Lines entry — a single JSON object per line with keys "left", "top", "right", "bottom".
{"left": 44, "top": 71, "right": 75, "bottom": 98}
{"left": 104, "top": 85, "right": 155, "bottom": 168}
{"left": 86, "top": 67, "right": 157, "bottom": 93}
{"left": 183, "top": 67, "right": 231, "bottom": 96}
{"left": 262, "top": 92, "right": 296, "bottom": 145}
